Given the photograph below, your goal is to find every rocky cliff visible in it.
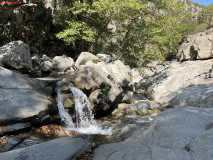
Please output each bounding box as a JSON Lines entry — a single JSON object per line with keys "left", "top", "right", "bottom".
{"left": 179, "top": 0, "right": 203, "bottom": 19}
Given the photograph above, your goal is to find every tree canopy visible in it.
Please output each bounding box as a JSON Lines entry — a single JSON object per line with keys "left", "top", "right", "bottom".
{"left": 55, "top": 0, "right": 195, "bottom": 68}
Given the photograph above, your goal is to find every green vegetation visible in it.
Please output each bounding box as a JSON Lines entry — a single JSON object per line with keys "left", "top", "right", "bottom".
{"left": 198, "top": 4, "right": 213, "bottom": 30}
{"left": 101, "top": 84, "right": 111, "bottom": 98}
{"left": 55, "top": 0, "right": 196, "bottom": 68}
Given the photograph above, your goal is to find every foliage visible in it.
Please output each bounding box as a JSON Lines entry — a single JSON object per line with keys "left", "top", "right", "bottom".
{"left": 198, "top": 4, "right": 213, "bottom": 28}
{"left": 55, "top": 0, "right": 195, "bottom": 68}
{"left": 193, "top": 23, "right": 209, "bottom": 33}
{"left": 101, "top": 84, "right": 111, "bottom": 98}
{"left": 56, "top": 21, "right": 95, "bottom": 48}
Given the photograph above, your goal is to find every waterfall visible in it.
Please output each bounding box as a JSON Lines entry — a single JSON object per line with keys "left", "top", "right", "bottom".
{"left": 57, "top": 81, "right": 74, "bottom": 130}
{"left": 57, "top": 80, "right": 111, "bottom": 135}
{"left": 68, "top": 83, "right": 97, "bottom": 128}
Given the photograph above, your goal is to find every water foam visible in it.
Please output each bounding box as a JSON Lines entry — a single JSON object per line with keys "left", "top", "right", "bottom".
{"left": 57, "top": 80, "right": 111, "bottom": 135}
{"left": 57, "top": 80, "right": 74, "bottom": 129}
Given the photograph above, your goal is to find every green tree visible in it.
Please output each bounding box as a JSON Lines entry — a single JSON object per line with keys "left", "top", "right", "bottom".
{"left": 55, "top": 0, "right": 147, "bottom": 54}
{"left": 106, "top": 0, "right": 194, "bottom": 67}
{"left": 55, "top": 0, "right": 195, "bottom": 68}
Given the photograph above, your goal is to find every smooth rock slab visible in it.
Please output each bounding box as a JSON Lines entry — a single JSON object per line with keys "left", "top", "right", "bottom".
{"left": 0, "top": 138, "right": 90, "bottom": 160}
{"left": 94, "top": 106, "right": 213, "bottom": 160}
{"left": 0, "top": 66, "right": 51, "bottom": 125}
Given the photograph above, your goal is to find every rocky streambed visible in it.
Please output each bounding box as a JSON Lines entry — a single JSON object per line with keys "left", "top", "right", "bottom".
{"left": 0, "top": 39, "right": 213, "bottom": 160}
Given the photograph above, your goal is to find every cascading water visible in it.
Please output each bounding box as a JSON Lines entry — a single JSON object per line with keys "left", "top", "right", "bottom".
{"left": 68, "top": 83, "right": 97, "bottom": 128}
{"left": 57, "top": 80, "right": 111, "bottom": 135}
{"left": 57, "top": 80, "right": 74, "bottom": 130}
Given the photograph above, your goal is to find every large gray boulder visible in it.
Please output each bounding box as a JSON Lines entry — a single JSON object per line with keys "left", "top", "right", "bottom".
{"left": 0, "top": 66, "right": 52, "bottom": 125}
{"left": 135, "top": 59, "right": 213, "bottom": 108}
{"left": 52, "top": 56, "right": 74, "bottom": 72}
{"left": 0, "top": 138, "right": 89, "bottom": 160}
{"left": 177, "top": 30, "right": 213, "bottom": 61}
{"left": 0, "top": 41, "right": 32, "bottom": 72}
{"left": 75, "top": 52, "right": 99, "bottom": 67}
{"left": 94, "top": 106, "right": 213, "bottom": 160}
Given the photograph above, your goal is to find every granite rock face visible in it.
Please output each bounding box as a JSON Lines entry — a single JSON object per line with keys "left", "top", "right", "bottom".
{"left": 177, "top": 29, "right": 213, "bottom": 61}
{"left": 94, "top": 106, "right": 213, "bottom": 160}
{"left": 135, "top": 59, "right": 213, "bottom": 108}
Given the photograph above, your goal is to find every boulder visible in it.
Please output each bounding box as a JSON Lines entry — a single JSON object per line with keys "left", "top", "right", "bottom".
{"left": 177, "top": 30, "right": 213, "bottom": 61}
{"left": 41, "top": 55, "right": 51, "bottom": 62}
{"left": 122, "top": 91, "right": 133, "bottom": 103}
{"left": 0, "top": 41, "right": 32, "bottom": 72}
{"left": 112, "top": 100, "right": 160, "bottom": 117}
{"left": 94, "top": 106, "right": 213, "bottom": 160}
{"left": 0, "top": 138, "right": 89, "bottom": 160}
{"left": 75, "top": 52, "right": 99, "bottom": 67}
{"left": 74, "top": 60, "right": 132, "bottom": 112}
{"left": 62, "top": 94, "right": 74, "bottom": 108}
{"left": 135, "top": 59, "right": 213, "bottom": 108}
{"left": 0, "top": 66, "right": 52, "bottom": 125}
{"left": 39, "top": 61, "right": 53, "bottom": 72}
{"left": 52, "top": 56, "right": 74, "bottom": 72}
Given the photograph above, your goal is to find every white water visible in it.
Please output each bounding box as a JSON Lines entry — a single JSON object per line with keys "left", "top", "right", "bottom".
{"left": 57, "top": 81, "right": 74, "bottom": 129}
{"left": 57, "top": 80, "right": 111, "bottom": 135}
{"left": 69, "top": 83, "right": 96, "bottom": 128}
